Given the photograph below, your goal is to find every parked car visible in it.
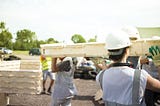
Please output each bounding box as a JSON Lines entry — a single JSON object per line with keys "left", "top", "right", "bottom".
{"left": 4, "top": 48, "right": 13, "bottom": 54}
{"left": 29, "top": 48, "right": 41, "bottom": 56}
{"left": 74, "top": 57, "right": 98, "bottom": 79}
{"left": 0, "top": 47, "right": 13, "bottom": 54}
{"left": 4, "top": 55, "right": 21, "bottom": 61}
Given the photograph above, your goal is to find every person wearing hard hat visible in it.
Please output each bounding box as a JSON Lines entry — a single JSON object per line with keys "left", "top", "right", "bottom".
{"left": 40, "top": 55, "right": 54, "bottom": 94}
{"left": 122, "top": 26, "right": 160, "bottom": 105}
{"left": 121, "top": 26, "right": 140, "bottom": 40}
{"left": 96, "top": 30, "right": 160, "bottom": 106}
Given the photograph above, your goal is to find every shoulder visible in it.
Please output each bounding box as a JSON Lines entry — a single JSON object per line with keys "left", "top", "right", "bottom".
{"left": 63, "top": 57, "right": 77, "bottom": 66}
{"left": 141, "top": 69, "right": 149, "bottom": 76}
{"left": 63, "top": 57, "right": 72, "bottom": 62}
{"left": 42, "top": 59, "right": 47, "bottom": 63}
{"left": 140, "top": 69, "right": 149, "bottom": 82}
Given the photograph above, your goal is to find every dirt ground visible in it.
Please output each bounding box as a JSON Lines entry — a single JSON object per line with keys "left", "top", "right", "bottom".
{"left": 8, "top": 78, "right": 103, "bottom": 106}
{"left": 3, "top": 55, "right": 160, "bottom": 106}
{"left": 7, "top": 55, "right": 103, "bottom": 106}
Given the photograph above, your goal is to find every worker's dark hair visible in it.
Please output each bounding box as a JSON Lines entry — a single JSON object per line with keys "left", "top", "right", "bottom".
{"left": 108, "top": 47, "right": 129, "bottom": 62}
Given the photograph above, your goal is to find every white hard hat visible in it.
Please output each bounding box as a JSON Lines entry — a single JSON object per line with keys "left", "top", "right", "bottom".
{"left": 105, "top": 30, "right": 131, "bottom": 50}
{"left": 121, "top": 26, "right": 140, "bottom": 40}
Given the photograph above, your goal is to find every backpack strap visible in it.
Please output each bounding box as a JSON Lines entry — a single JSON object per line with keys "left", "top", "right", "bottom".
{"left": 99, "top": 70, "right": 105, "bottom": 90}
{"left": 132, "top": 69, "right": 141, "bottom": 104}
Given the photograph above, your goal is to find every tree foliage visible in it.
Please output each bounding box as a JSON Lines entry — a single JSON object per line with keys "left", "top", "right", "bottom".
{"left": 14, "top": 29, "right": 37, "bottom": 50}
{"left": 0, "top": 22, "right": 5, "bottom": 29}
{"left": 71, "top": 34, "right": 86, "bottom": 43}
{"left": 0, "top": 22, "right": 13, "bottom": 49}
{"left": 88, "top": 35, "right": 97, "bottom": 42}
{"left": 0, "top": 21, "right": 100, "bottom": 51}
{"left": 46, "top": 38, "right": 59, "bottom": 44}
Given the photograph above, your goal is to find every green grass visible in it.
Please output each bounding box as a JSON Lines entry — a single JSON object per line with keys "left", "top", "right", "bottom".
{"left": 12, "top": 50, "right": 51, "bottom": 61}
{"left": 13, "top": 50, "right": 29, "bottom": 55}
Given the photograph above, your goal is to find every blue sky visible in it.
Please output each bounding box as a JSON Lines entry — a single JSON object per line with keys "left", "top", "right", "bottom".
{"left": 0, "top": 0, "right": 160, "bottom": 43}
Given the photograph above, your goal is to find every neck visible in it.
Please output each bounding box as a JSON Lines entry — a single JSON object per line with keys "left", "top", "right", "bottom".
{"left": 120, "top": 58, "right": 127, "bottom": 63}
{"left": 114, "top": 56, "right": 127, "bottom": 63}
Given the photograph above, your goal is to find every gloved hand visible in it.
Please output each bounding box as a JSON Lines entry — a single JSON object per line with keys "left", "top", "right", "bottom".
{"left": 149, "top": 45, "right": 160, "bottom": 66}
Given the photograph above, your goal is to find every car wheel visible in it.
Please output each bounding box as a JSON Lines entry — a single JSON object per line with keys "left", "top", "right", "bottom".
{"left": 29, "top": 53, "right": 33, "bottom": 56}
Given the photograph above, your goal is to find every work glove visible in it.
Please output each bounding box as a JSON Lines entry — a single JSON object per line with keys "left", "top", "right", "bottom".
{"left": 149, "top": 45, "right": 160, "bottom": 66}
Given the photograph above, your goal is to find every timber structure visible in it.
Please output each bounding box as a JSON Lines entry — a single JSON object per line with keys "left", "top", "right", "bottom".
{"left": 40, "top": 39, "right": 160, "bottom": 57}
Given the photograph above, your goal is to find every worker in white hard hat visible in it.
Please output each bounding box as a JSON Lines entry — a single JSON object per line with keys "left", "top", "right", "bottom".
{"left": 122, "top": 26, "right": 160, "bottom": 105}
{"left": 96, "top": 30, "right": 160, "bottom": 106}
{"left": 121, "top": 26, "right": 140, "bottom": 40}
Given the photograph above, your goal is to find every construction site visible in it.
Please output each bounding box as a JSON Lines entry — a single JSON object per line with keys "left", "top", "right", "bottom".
{"left": 0, "top": 35, "right": 160, "bottom": 106}
{"left": 0, "top": 52, "right": 102, "bottom": 106}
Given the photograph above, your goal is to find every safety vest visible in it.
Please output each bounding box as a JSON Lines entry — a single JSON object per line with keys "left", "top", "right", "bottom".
{"left": 41, "top": 59, "right": 49, "bottom": 71}
{"left": 99, "top": 64, "right": 143, "bottom": 106}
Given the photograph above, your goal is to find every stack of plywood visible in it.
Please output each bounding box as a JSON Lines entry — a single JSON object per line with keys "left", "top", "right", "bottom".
{"left": 0, "top": 69, "right": 42, "bottom": 94}
{"left": 0, "top": 60, "right": 20, "bottom": 69}
{"left": 20, "top": 60, "right": 41, "bottom": 70}
{"left": 0, "top": 60, "right": 41, "bottom": 70}
{"left": 40, "top": 39, "right": 160, "bottom": 57}
{"left": 0, "top": 60, "right": 42, "bottom": 94}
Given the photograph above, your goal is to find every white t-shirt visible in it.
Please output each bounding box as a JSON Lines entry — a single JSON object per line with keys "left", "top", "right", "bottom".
{"left": 96, "top": 66, "right": 149, "bottom": 105}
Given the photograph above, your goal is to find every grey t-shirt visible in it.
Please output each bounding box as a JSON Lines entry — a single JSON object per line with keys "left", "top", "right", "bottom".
{"left": 52, "top": 57, "right": 77, "bottom": 99}
{"left": 141, "top": 59, "right": 159, "bottom": 79}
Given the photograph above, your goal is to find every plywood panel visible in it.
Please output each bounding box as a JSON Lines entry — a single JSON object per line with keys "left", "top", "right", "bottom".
{"left": 0, "top": 60, "right": 20, "bottom": 69}
{"left": 0, "top": 93, "right": 7, "bottom": 106}
{"left": 41, "top": 42, "right": 108, "bottom": 57}
{"left": 0, "top": 70, "right": 42, "bottom": 94}
{"left": 20, "top": 60, "right": 41, "bottom": 70}
{"left": 40, "top": 40, "right": 160, "bottom": 57}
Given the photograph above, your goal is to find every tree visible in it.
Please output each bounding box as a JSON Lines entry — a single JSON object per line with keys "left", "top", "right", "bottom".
{"left": 36, "top": 38, "right": 59, "bottom": 48}
{"left": 14, "top": 29, "right": 37, "bottom": 50}
{"left": 0, "top": 22, "right": 13, "bottom": 49}
{"left": 46, "top": 38, "right": 59, "bottom": 44}
{"left": 36, "top": 40, "right": 45, "bottom": 48}
{"left": 0, "top": 22, "right": 5, "bottom": 30}
{"left": 88, "top": 35, "right": 97, "bottom": 42}
{"left": 71, "top": 34, "right": 86, "bottom": 43}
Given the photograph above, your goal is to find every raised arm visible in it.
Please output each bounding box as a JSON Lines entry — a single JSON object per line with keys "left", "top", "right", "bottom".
{"left": 51, "top": 57, "right": 59, "bottom": 72}
{"left": 146, "top": 74, "right": 160, "bottom": 93}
